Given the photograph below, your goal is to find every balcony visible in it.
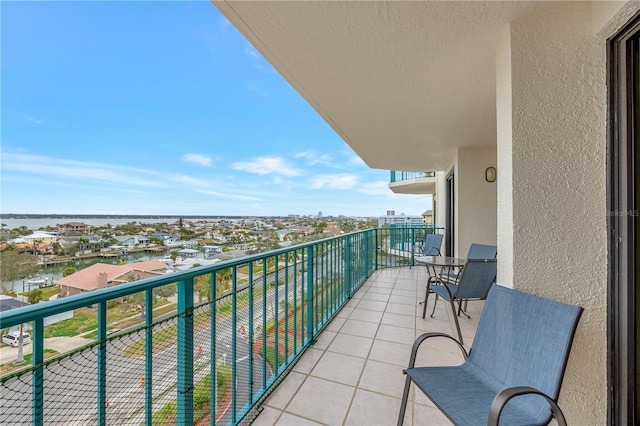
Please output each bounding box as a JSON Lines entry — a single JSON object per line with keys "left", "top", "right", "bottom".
{"left": 389, "top": 171, "right": 437, "bottom": 195}
{"left": 0, "top": 227, "right": 474, "bottom": 425}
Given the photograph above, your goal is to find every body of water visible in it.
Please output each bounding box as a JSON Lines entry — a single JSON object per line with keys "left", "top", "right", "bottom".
{"left": 0, "top": 217, "right": 186, "bottom": 230}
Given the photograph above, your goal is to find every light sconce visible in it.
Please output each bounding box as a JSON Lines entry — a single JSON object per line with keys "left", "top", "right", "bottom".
{"left": 485, "top": 167, "right": 496, "bottom": 183}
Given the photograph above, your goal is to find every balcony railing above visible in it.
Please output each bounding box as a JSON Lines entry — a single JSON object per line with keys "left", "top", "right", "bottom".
{"left": 0, "top": 227, "right": 432, "bottom": 426}
{"left": 389, "top": 171, "right": 437, "bottom": 194}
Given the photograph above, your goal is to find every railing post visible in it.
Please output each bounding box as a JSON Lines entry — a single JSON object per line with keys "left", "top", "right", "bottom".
{"left": 32, "top": 318, "right": 44, "bottom": 426}
{"left": 306, "top": 245, "right": 314, "bottom": 342}
{"left": 145, "top": 288, "right": 153, "bottom": 425}
{"left": 345, "top": 235, "right": 352, "bottom": 298}
{"left": 177, "top": 278, "right": 194, "bottom": 425}
{"left": 374, "top": 228, "right": 378, "bottom": 270}
{"left": 210, "top": 272, "right": 217, "bottom": 426}
{"left": 97, "top": 302, "right": 107, "bottom": 426}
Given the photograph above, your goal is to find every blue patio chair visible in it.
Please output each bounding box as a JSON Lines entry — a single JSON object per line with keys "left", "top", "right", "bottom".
{"left": 439, "top": 242, "right": 497, "bottom": 283}
{"left": 399, "top": 285, "right": 583, "bottom": 426}
{"left": 423, "top": 259, "right": 497, "bottom": 344}
{"left": 411, "top": 233, "right": 443, "bottom": 269}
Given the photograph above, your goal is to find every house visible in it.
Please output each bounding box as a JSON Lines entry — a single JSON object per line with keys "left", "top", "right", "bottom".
{"left": 422, "top": 209, "right": 433, "bottom": 224}
{"left": 213, "top": 1, "right": 640, "bottom": 423}
{"left": 56, "top": 260, "right": 167, "bottom": 296}
{"left": 58, "top": 222, "right": 90, "bottom": 235}
{"left": 11, "top": 232, "right": 57, "bottom": 245}
{"left": 0, "top": 295, "right": 29, "bottom": 312}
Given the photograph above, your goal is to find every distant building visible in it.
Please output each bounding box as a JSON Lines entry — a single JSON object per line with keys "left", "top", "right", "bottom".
{"left": 58, "top": 222, "right": 90, "bottom": 235}
{"left": 378, "top": 212, "right": 423, "bottom": 227}
{"left": 422, "top": 209, "right": 434, "bottom": 224}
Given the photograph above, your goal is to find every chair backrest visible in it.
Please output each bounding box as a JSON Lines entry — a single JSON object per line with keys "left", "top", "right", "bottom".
{"left": 466, "top": 243, "right": 497, "bottom": 259}
{"left": 422, "top": 233, "right": 443, "bottom": 255}
{"left": 468, "top": 285, "right": 583, "bottom": 423}
{"left": 453, "top": 259, "right": 497, "bottom": 300}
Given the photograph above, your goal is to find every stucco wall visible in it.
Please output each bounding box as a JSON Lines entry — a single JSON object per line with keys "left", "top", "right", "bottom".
{"left": 495, "top": 25, "right": 514, "bottom": 288}
{"left": 508, "top": 3, "right": 607, "bottom": 424}
{"left": 456, "top": 147, "right": 497, "bottom": 257}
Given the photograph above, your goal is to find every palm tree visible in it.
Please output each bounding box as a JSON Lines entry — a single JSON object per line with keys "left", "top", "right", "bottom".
{"left": 215, "top": 268, "right": 233, "bottom": 298}
{"left": 16, "top": 323, "right": 25, "bottom": 364}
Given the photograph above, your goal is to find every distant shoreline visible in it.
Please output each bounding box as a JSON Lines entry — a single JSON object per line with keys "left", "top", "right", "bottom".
{"left": 0, "top": 214, "right": 279, "bottom": 220}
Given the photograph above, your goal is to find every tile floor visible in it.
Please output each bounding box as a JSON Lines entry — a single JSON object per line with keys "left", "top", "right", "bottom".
{"left": 251, "top": 266, "right": 485, "bottom": 426}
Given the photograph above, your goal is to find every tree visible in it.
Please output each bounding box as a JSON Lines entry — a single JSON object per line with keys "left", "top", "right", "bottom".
{"left": 170, "top": 250, "right": 180, "bottom": 262}
{"left": 0, "top": 249, "right": 38, "bottom": 283}
{"left": 62, "top": 267, "right": 76, "bottom": 277}
{"left": 195, "top": 274, "right": 212, "bottom": 303}
{"left": 51, "top": 242, "right": 62, "bottom": 255}
{"left": 28, "top": 288, "right": 43, "bottom": 304}
{"left": 215, "top": 268, "right": 233, "bottom": 298}
{"left": 314, "top": 221, "right": 327, "bottom": 235}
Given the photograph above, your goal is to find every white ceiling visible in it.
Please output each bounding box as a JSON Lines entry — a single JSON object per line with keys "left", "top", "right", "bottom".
{"left": 213, "top": 1, "right": 547, "bottom": 172}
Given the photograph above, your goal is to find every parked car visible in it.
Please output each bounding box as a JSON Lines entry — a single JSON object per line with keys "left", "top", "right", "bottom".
{"left": 2, "top": 331, "right": 31, "bottom": 347}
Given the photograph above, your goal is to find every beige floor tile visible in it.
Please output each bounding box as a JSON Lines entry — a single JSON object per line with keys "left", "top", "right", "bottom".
{"left": 251, "top": 406, "right": 282, "bottom": 426}
{"left": 366, "top": 286, "right": 393, "bottom": 295}
{"left": 286, "top": 376, "right": 354, "bottom": 425}
{"left": 388, "top": 294, "right": 417, "bottom": 306}
{"left": 327, "top": 334, "right": 373, "bottom": 358}
{"left": 357, "top": 299, "right": 388, "bottom": 312}
{"left": 349, "top": 308, "right": 384, "bottom": 323}
{"left": 412, "top": 402, "right": 454, "bottom": 425}
{"left": 344, "top": 389, "right": 403, "bottom": 426}
{"left": 376, "top": 324, "right": 415, "bottom": 345}
{"left": 292, "top": 348, "right": 324, "bottom": 374}
{"left": 312, "top": 329, "right": 336, "bottom": 350}
{"left": 362, "top": 292, "right": 391, "bottom": 302}
{"left": 310, "top": 351, "right": 366, "bottom": 386}
{"left": 340, "top": 319, "right": 379, "bottom": 338}
{"left": 264, "top": 371, "right": 307, "bottom": 409}
{"left": 368, "top": 339, "right": 412, "bottom": 367}
{"left": 358, "top": 359, "right": 407, "bottom": 397}
{"left": 386, "top": 302, "right": 414, "bottom": 316}
{"left": 277, "top": 412, "right": 326, "bottom": 425}
{"left": 381, "top": 312, "right": 415, "bottom": 329}
{"left": 325, "top": 317, "right": 346, "bottom": 332}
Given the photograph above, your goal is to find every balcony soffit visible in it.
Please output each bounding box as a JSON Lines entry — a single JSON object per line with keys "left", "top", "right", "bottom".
{"left": 212, "top": 1, "right": 550, "bottom": 171}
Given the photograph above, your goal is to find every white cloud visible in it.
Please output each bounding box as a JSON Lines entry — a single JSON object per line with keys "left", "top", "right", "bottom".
{"left": 246, "top": 83, "right": 269, "bottom": 97}
{"left": 196, "top": 189, "right": 262, "bottom": 201}
{"left": 183, "top": 153, "right": 212, "bottom": 167}
{"left": 294, "top": 150, "right": 335, "bottom": 167}
{"left": 16, "top": 111, "right": 44, "bottom": 125}
{"left": 349, "top": 155, "right": 366, "bottom": 167}
{"left": 2, "top": 152, "right": 164, "bottom": 188}
{"left": 232, "top": 156, "right": 302, "bottom": 177}
{"left": 309, "top": 174, "right": 358, "bottom": 190}
{"left": 358, "top": 180, "right": 393, "bottom": 196}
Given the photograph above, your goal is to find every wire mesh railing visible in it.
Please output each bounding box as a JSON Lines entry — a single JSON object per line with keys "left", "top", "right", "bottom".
{"left": 0, "top": 227, "right": 428, "bottom": 425}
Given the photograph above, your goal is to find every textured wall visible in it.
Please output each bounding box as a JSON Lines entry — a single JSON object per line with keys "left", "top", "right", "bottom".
{"left": 509, "top": 3, "right": 607, "bottom": 424}
{"left": 496, "top": 25, "right": 514, "bottom": 288}
{"left": 457, "top": 147, "right": 497, "bottom": 257}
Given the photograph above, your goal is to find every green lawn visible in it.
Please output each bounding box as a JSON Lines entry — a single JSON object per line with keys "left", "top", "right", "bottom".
{"left": 0, "top": 349, "right": 58, "bottom": 376}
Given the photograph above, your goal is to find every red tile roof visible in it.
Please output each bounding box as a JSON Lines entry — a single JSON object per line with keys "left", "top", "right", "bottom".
{"left": 56, "top": 260, "right": 167, "bottom": 291}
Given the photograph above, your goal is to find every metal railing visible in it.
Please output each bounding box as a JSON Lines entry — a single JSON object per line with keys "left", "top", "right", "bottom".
{"left": 0, "top": 227, "right": 428, "bottom": 425}
{"left": 389, "top": 171, "right": 436, "bottom": 184}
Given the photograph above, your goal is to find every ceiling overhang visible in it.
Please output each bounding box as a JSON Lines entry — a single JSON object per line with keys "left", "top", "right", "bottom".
{"left": 212, "top": 1, "right": 544, "bottom": 171}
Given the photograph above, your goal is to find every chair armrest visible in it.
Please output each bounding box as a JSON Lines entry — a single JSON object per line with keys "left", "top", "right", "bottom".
{"left": 487, "top": 386, "right": 566, "bottom": 426}
{"left": 403, "top": 332, "right": 468, "bottom": 371}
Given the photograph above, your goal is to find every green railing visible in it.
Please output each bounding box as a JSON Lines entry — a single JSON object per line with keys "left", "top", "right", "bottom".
{"left": 0, "top": 227, "right": 427, "bottom": 425}
{"left": 389, "top": 171, "right": 436, "bottom": 184}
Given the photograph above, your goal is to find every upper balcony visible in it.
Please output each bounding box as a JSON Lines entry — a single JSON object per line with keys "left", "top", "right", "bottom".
{"left": 389, "top": 171, "right": 437, "bottom": 195}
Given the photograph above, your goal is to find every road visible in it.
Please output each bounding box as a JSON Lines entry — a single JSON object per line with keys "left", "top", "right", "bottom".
{"left": 0, "top": 261, "right": 318, "bottom": 425}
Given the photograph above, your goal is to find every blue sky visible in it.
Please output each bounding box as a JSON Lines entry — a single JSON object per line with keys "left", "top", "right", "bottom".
{"left": 1, "top": 1, "right": 431, "bottom": 217}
